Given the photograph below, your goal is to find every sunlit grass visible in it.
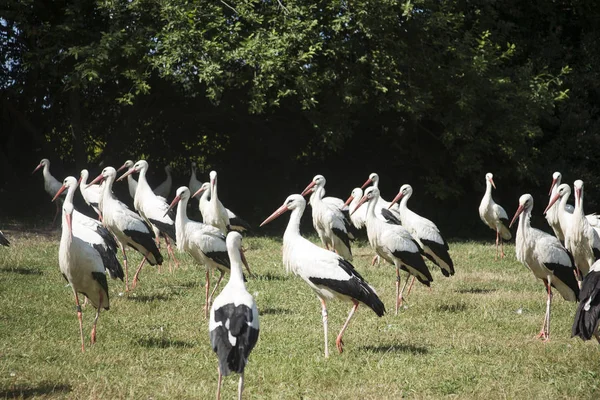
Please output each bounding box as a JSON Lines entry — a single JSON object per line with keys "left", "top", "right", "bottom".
{"left": 1, "top": 228, "right": 599, "bottom": 399}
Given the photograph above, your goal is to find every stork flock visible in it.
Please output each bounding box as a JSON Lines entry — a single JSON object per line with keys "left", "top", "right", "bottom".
{"left": 11, "top": 159, "right": 600, "bottom": 399}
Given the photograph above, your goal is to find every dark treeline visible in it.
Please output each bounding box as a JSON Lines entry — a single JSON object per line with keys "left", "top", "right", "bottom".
{"left": 2, "top": 0, "right": 600, "bottom": 238}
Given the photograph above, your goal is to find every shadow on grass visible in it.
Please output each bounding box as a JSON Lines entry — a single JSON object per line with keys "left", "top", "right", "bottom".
{"left": 0, "top": 382, "right": 72, "bottom": 398}
{"left": 135, "top": 337, "right": 194, "bottom": 349}
{"left": 0, "top": 267, "right": 43, "bottom": 276}
{"left": 252, "top": 272, "right": 287, "bottom": 281}
{"left": 360, "top": 344, "right": 428, "bottom": 355}
{"left": 456, "top": 287, "right": 496, "bottom": 294}
{"left": 438, "top": 302, "right": 468, "bottom": 312}
{"left": 260, "top": 307, "right": 292, "bottom": 315}
{"left": 126, "top": 293, "right": 175, "bottom": 302}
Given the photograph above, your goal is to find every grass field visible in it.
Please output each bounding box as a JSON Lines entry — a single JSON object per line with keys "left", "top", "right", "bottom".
{"left": 1, "top": 226, "right": 600, "bottom": 399}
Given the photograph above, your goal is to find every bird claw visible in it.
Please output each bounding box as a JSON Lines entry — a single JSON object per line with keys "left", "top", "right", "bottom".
{"left": 534, "top": 331, "right": 548, "bottom": 341}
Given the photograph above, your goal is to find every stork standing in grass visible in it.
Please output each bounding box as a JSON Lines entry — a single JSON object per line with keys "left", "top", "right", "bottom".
{"left": 510, "top": 194, "right": 579, "bottom": 341}
{"left": 572, "top": 260, "right": 600, "bottom": 343}
{"left": 79, "top": 169, "right": 103, "bottom": 219}
{"left": 354, "top": 187, "right": 433, "bottom": 314}
{"left": 33, "top": 158, "right": 64, "bottom": 227}
{"left": 209, "top": 232, "right": 259, "bottom": 400}
{"left": 53, "top": 176, "right": 123, "bottom": 352}
{"left": 261, "top": 194, "right": 385, "bottom": 357}
{"left": 90, "top": 167, "right": 163, "bottom": 291}
{"left": 479, "top": 172, "right": 511, "bottom": 260}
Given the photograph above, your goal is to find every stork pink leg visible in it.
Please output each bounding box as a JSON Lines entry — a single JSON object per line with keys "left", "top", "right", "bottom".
{"left": 132, "top": 256, "right": 148, "bottom": 289}
{"left": 216, "top": 367, "right": 223, "bottom": 400}
{"left": 336, "top": 300, "right": 359, "bottom": 354}
{"left": 204, "top": 268, "right": 211, "bottom": 318}
{"left": 320, "top": 298, "right": 329, "bottom": 358}
{"left": 495, "top": 230, "right": 500, "bottom": 261}
{"left": 120, "top": 242, "right": 130, "bottom": 291}
{"left": 398, "top": 275, "right": 411, "bottom": 308}
{"left": 543, "top": 278, "right": 553, "bottom": 342}
{"left": 406, "top": 275, "right": 416, "bottom": 297}
{"left": 164, "top": 236, "right": 179, "bottom": 272}
{"left": 73, "top": 291, "right": 85, "bottom": 353}
{"left": 91, "top": 291, "right": 103, "bottom": 344}
{"left": 208, "top": 270, "right": 225, "bottom": 308}
{"left": 395, "top": 266, "right": 401, "bottom": 315}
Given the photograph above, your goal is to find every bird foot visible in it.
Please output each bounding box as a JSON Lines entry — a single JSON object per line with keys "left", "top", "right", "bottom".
{"left": 91, "top": 328, "right": 97, "bottom": 344}
{"left": 335, "top": 337, "right": 344, "bottom": 354}
{"left": 534, "top": 331, "right": 548, "bottom": 341}
{"left": 371, "top": 255, "right": 379, "bottom": 267}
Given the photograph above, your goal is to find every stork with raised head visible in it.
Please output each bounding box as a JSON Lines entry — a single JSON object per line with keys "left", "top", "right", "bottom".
{"left": 510, "top": 194, "right": 579, "bottom": 341}
{"left": 53, "top": 176, "right": 123, "bottom": 352}
{"left": 153, "top": 165, "right": 173, "bottom": 199}
{"left": 344, "top": 188, "right": 367, "bottom": 230}
{"left": 354, "top": 187, "right": 433, "bottom": 313}
{"left": 90, "top": 167, "right": 163, "bottom": 291}
{"left": 572, "top": 260, "right": 600, "bottom": 343}
{"left": 117, "top": 160, "right": 138, "bottom": 200}
{"left": 79, "top": 169, "right": 103, "bottom": 219}
{"left": 118, "top": 160, "right": 179, "bottom": 269}
{"left": 479, "top": 172, "right": 511, "bottom": 260}
{"left": 189, "top": 161, "right": 202, "bottom": 199}
{"left": 166, "top": 186, "right": 250, "bottom": 316}
{"left": 260, "top": 194, "right": 385, "bottom": 357}
{"left": 209, "top": 232, "right": 259, "bottom": 400}
{"left": 32, "top": 158, "right": 64, "bottom": 227}
{"left": 301, "top": 175, "right": 354, "bottom": 261}
{"left": 566, "top": 180, "right": 600, "bottom": 277}
{"left": 0, "top": 230, "right": 9, "bottom": 246}
{"left": 389, "top": 184, "right": 454, "bottom": 277}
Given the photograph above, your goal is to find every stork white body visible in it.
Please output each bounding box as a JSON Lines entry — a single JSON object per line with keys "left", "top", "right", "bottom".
{"left": 209, "top": 232, "right": 259, "bottom": 400}
{"left": 357, "top": 187, "right": 433, "bottom": 314}
{"left": 79, "top": 169, "right": 103, "bottom": 218}
{"left": 260, "top": 194, "right": 385, "bottom": 357}
{"left": 572, "top": 260, "right": 600, "bottom": 342}
{"left": 33, "top": 158, "right": 64, "bottom": 226}
{"left": 479, "top": 172, "right": 511, "bottom": 259}
{"left": 153, "top": 165, "right": 173, "bottom": 199}
{"left": 390, "top": 184, "right": 454, "bottom": 277}
{"left": 511, "top": 194, "right": 579, "bottom": 341}
{"left": 345, "top": 188, "right": 367, "bottom": 230}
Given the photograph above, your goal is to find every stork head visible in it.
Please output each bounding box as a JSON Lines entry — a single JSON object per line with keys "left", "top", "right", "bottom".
{"left": 344, "top": 187, "right": 363, "bottom": 207}
{"left": 260, "top": 194, "right": 306, "bottom": 226}
{"left": 389, "top": 184, "right": 412, "bottom": 208}
{"left": 510, "top": 194, "right": 533, "bottom": 228}
{"left": 80, "top": 169, "right": 89, "bottom": 183}
{"left": 544, "top": 183, "right": 570, "bottom": 214}
{"left": 301, "top": 174, "right": 325, "bottom": 197}
{"left": 361, "top": 172, "right": 379, "bottom": 189}
{"left": 192, "top": 182, "right": 210, "bottom": 198}
{"left": 574, "top": 179, "right": 584, "bottom": 206}
{"left": 91, "top": 166, "right": 117, "bottom": 186}
{"left": 118, "top": 160, "right": 147, "bottom": 181}
{"left": 549, "top": 171, "right": 562, "bottom": 195}
{"left": 117, "top": 160, "right": 134, "bottom": 173}
{"left": 485, "top": 173, "right": 496, "bottom": 189}
{"left": 353, "top": 186, "right": 379, "bottom": 214}
{"left": 226, "top": 231, "right": 250, "bottom": 272}
{"left": 32, "top": 158, "right": 50, "bottom": 174}
{"left": 52, "top": 176, "right": 79, "bottom": 202}
{"left": 165, "top": 186, "right": 190, "bottom": 216}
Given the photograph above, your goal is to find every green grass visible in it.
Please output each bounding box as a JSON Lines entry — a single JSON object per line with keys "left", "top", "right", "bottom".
{"left": 1, "top": 228, "right": 600, "bottom": 399}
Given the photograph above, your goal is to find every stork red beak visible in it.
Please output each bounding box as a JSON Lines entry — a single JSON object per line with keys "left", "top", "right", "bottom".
{"left": 301, "top": 181, "right": 316, "bottom": 197}
{"left": 352, "top": 195, "right": 369, "bottom": 215}
{"left": 191, "top": 186, "right": 206, "bottom": 198}
{"left": 575, "top": 187, "right": 582, "bottom": 207}
{"left": 549, "top": 177, "right": 558, "bottom": 196}
{"left": 89, "top": 173, "right": 104, "bottom": 186}
{"left": 343, "top": 195, "right": 354, "bottom": 207}
{"left": 543, "top": 193, "right": 560, "bottom": 215}
{"left": 240, "top": 249, "right": 251, "bottom": 275}
{"left": 165, "top": 195, "right": 181, "bottom": 217}
{"left": 509, "top": 204, "right": 524, "bottom": 228}
{"left": 77, "top": 176, "right": 83, "bottom": 186}
{"left": 52, "top": 184, "right": 68, "bottom": 202}
{"left": 360, "top": 178, "right": 373, "bottom": 190}
{"left": 32, "top": 163, "right": 43, "bottom": 174}
{"left": 260, "top": 204, "right": 289, "bottom": 227}
{"left": 489, "top": 178, "right": 497, "bottom": 190}
{"left": 116, "top": 163, "right": 128, "bottom": 172}
{"left": 389, "top": 192, "right": 404, "bottom": 209}
{"left": 117, "top": 168, "right": 135, "bottom": 182}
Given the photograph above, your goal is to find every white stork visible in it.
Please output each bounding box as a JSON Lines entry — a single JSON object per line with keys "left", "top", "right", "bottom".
{"left": 90, "top": 167, "right": 164, "bottom": 291}
{"left": 166, "top": 186, "right": 250, "bottom": 317}
{"left": 209, "top": 232, "right": 259, "bottom": 400}
{"left": 79, "top": 169, "right": 103, "bottom": 219}
{"left": 509, "top": 194, "right": 579, "bottom": 341}
{"left": 189, "top": 161, "right": 202, "bottom": 199}
{"left": 572, "top": 260, "right": 600, "bottom": 343}
{"left": 32, "top": 158, "right": 64, "bottom": 227}
{"left": 0, "top": 230, "right": 9, "bottom": 246}
{"left": 360, "top": 172, "right": 401, "bottom": 219}
{"left": 301, "top": 175, "right": 354, "bottom": 260}
{"left": 153, "top": 165, "right": 173, "bottom": 199}
{"left": 566, "top": 180, "right": 600, "bottom": 277}
{"left": 117, "top": 160, "right": 137, "bottom": 200}
{"left": 260, "top": 194, "right": 385, "bottom": 357}
{"left": 354, "top": 187, "right": 433, "bottom": 314}
{"left": 53, "top": 176, "right": 123, "bottom": 352}
{"left": 389, "top": 184, "right": 454, "bottom": 277}
{"left": 478, "top": 172, "right": 511, "bottom": 260}
{"left": 118, "top": 160, "right": 179, "bottom": 269}
{"left": 344, "top": 188, "right": 367, "bottom": 230}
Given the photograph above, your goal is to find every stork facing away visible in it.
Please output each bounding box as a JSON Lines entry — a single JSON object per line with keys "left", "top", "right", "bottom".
{"left": 510, "top": 194, "right": 579, "bottom": 341}
{"left": 153, "top": 165, "right": 173, "bottom": 199}
{"left": 79, "top": 169, "right": 102, "bottom": 219}
{"left": 389, "top": 184, "right": 454, "bottom": 277}
{"left": 261, "top": 194, "right": 385, "bottom": 357}
{"left": 117, "top": 160, "right": 137, "bottom": 200}
{"left": 479, "top": 172, "right": 511, "bottom": 260}
{"left": 209, "top": 232, "right": 259, "bottom": 400}
{"left": 90, "top": 167, "right": 163, "bottom": 291}
{"left": 354, "top": 187, "right": 433, "bottom": 314}
{"left": 167, "top": 186, "right": 251, "bottom": 317}
{"left": 53, "top": 176, "right": 123, "bottom": 352}
{"left": 301, "top": 175, "right": 354, "bottom": 260}
{"left": 572, "top": 260, "right": 600, "bottom": 343}
{"left": 33, "top": 158, "right": 64, "bottom": 227}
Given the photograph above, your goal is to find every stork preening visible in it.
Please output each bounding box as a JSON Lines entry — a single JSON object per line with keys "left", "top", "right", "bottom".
{"left": 117, "top": 160, "right": 138, "bottom": 200}
{"left": 32, "top": 158, "right": 64, "bottom": 227}
{"left": 209, "top": 232, "right": 259, "bottom": 400}
{"left": 53, "top": 176, "right": 123, "bottom": 352}
{"left": 354, "top": 187, "right": 433, "bottom": 313}
{"left": 389, "top": 184, "right": 454, "bottom": 277}
{"left": 510, "top": 194, "right": 579, "bottom": 341}
{"left": 479, "top": 172, "right": 511, "bottom": 260}
{"left": 301, "top": 175, "right": 354, "bottom": 260}
{"left": 572, "top": 260, "right": 600, "bottom": 343}
{"left": 189, "top": 161, "right": 202, "bottom": 199}
{"left": 153, "top": 165, "right": 173, "bottom": 199}
{"left": 166, "top": 186, "right": 251, "bottom": 317}
{"left": 79, "top": 169, "right": 103, "bottom": 219}
{"left": 118, "top": 160, "right": 179, "bottom": 270}
{"left": 90, "top": 167, "right": 163, "bottom": 291}
{"left": 261, "top": 194, "right": 385, "bottom": 357}
{"left": 0, "top": 230, "right": 9, "bottom": 247}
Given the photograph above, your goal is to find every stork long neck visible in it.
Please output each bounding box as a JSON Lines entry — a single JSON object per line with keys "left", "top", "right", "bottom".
{"left": 284, "top": 207, "right": 304, "bottom": 240}
{"left": 210, "top": 179, "right": 218, "bottom": 205}
{"left": 226, "top": 247, "right": 246, "bottom": 285}
{"left": 559, "top": 192, "right": 570, "bottom": 213}
{"left": 43, "top": 164, "right": 55, "bottom": 184}
{"left": 176, "top": 196, "right": 190, "bottom": 226}
{"left": 517, "top": 207, "right": 531, "bottom": 235}
{"left": 399, "top": 193, "right": 411, "bottom": 213}
{"left": 484, "top": 180, "right": 493, "bottom": 200}
{"left": 102, "top": 176, "right": 115, "bottom": 203}
{"left": 574, "top": 189, "right": 584, "bottom": 216}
